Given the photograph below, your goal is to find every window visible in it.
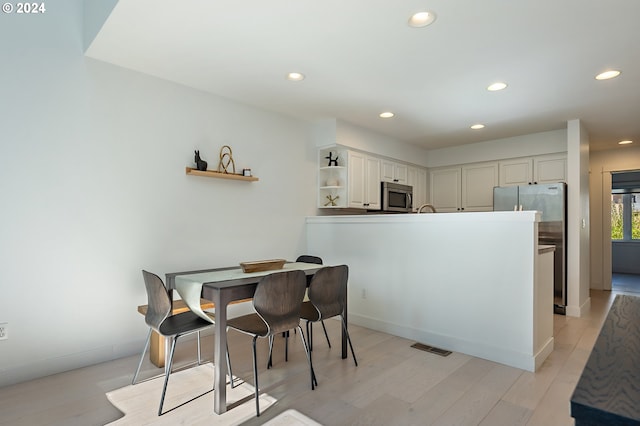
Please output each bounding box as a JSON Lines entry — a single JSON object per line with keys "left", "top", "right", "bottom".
{"left": 634, "top": 193, "right": 640, "bottom": 240}
{"left": 611, "top": 192, "right": 640, "bottom": 241}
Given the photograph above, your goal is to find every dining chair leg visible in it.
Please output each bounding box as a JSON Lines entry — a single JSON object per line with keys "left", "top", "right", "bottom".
{"left": 285, "top": 331, "right": 289, "bottom": 362}
{"left": 267, "top": 335, "right": 274, "bottom": 369}
{"left": 297, "top": 325, "right": 317, "bottom": 389}
{"left": 225, "top": 325, "right": 236, "bottom": 388}
{"left": 132, "top": 328, "right": 153, "bottom": 385}
{"left": 341, "top": 316, "right": 358, "bottom": 367}
{"left": 158, "top": 335, "right": 178, "bottom": 416}
{"left": 320, "top": 320, "right": 331, "bottom": 348}
{"left": 305, "top": 320, "right": 312, "bottom": 351}
{"left": 226, "top": 346, "right": 236, "bottom": 388}
{"left": 251, "top": 336, "right": 260, "bottom": 417}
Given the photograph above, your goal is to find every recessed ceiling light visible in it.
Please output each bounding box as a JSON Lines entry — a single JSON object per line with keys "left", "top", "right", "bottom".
{"left": 379, "top": 112, "right": 395, "bottom": 118}
{"left": 487, "top": 82, "right": 507, "bottom": 91}
{"left": 286, "top": 72, "right": 305, "bottom": 82}
{"left": 618, "top": 140, "right": 633, "bottom": 145}
{"left": 471, "top": 124, "right": 485, "bottom": 130}
{"left": 408, "top": 11, "right": 437, "bottom": 28}
{"left": 595, "top": 70, "right": 621, "bottom": 80}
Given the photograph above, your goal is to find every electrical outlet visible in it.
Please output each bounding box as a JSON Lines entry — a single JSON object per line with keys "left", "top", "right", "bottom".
{"left": 0, "top": 322, "right": 7, "bottom": 340}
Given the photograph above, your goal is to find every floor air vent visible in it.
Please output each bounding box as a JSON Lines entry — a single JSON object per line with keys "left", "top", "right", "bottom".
{"left": 411, "top": 342, "right": 452, "bottom": 357}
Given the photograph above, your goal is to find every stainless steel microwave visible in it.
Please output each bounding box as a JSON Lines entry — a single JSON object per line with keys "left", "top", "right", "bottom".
{"left": 381, "top": 182, "right": 413, "bottom": 212}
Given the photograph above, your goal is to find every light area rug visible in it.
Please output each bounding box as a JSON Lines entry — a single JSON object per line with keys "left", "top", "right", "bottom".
{"left": 106, "top": 364, "right": 320, "bottom": 426}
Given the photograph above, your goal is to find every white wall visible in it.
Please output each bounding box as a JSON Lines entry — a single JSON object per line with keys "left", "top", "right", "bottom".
{"left": 566, "top": 120, "right": 591, "bottom": 317}
{"left": 0, "top": 1, "right": 317, "bottom": 387}
{"left": 425, "top": 129, "right": 567, "bottom": 168}
{"left": 313, "top": 119, "right": 430, "bottom": 167}
{"left": 307, "top": 212, "right": 553, "bottom": 372}
{"left": 590, "top": 146, "right": 640, "bottom": 289}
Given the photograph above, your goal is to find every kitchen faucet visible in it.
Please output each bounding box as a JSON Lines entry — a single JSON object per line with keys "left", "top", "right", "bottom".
{"left": 417, "top": 203, "right": 437, "bottom": 213}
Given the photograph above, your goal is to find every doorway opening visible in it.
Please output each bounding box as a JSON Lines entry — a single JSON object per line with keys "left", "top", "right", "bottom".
{"left": 610, "top": 170, "right": 640, "bottom": 293}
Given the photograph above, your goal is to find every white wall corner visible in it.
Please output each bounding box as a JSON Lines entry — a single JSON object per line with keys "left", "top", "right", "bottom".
{"left": 83, "top": 0, "right": 119, "bottom": 52}
{"left": 566, "top": 119, "right": 591, "bottom": 317}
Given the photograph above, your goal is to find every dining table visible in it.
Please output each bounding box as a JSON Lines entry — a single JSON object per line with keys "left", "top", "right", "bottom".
{"left": 165, "top": 261, "right": 348, "bottom": 414}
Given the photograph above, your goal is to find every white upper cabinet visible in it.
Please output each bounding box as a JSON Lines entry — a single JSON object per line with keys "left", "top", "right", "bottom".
{"left": 430, "top": 167, "right": 462, "bottom": 212}
{"left": 461, "top": 162, "right": 499, "bottom": 211}
{"left": 534, "top": 153, "right": 567, "bottom": 184}
{"left": 499, "top": 153, "right": 567, "bottom": 186}
{"left": 498, "top": 158, "right": 533, "bottom": 186}
{"left": 381, "top": 160, "right": 408, "bottom": 184}
{"left": 318, "top": 146, "right": 425, "bottom": 211}
{"left": 347, "top": 151, "right": 381, "bottom": 210}
{"left": 407, "top": 166, "right": 427, "bottom": 212}
{"left": 364, "top": 155, "right": 382, "bottom": 210}
{"left": 430, "top": 162, "right": 498, "bottom": 212}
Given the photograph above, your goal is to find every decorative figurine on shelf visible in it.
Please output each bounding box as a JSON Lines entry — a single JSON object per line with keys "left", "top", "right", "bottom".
{"left": 325, "top": 152, "right": 339, "bottom": 167}
{"left": 218, "top": 145, "right": 236, "bottom": 174}
{"left": 194, "top": 150, "right": 208, "bottom": 171}
{"left": 325, "top": 195, "right": 339, "bottom": 206}
{"left": 326, "top": 177, "right": 339, "bottom": 186}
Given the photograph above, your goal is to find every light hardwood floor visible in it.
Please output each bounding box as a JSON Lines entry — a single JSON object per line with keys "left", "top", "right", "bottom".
{"left": 0, "top": 286, "right": 637, "bottom": 426}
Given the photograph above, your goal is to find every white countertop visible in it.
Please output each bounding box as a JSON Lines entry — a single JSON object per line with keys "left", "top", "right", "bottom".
{"left": 309, "top": 210, "right": 542, "bottom": 224}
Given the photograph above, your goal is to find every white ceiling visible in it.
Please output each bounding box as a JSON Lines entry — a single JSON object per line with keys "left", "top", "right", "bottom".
{"left": 85, "top": 0, "right": 640, "bottom": 152}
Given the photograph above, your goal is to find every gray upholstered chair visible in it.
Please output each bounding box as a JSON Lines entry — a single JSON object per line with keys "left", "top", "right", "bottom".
{"left": 226, "top": 270, "right": 316, "bottom": 417}
{"left": 132, "top": 270, "right": 219, "bottom": 415}
{"left": 300, "top": 265, "right": 358, "bottom": 366}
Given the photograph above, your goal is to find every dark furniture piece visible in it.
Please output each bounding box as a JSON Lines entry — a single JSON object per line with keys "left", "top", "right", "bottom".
{"left": 571, "top": 294, "right": 640, "bottom": 425}
{"left": 226, "top": 270, "right": 316, "bottom": 417}
{"left": 165, "top": 261, "right": 341, "bottom": 414}
{"left": 136, "top": 298, "right": 214, "bottom": 368}
{"left": 301, "top": 265, "right": 358, "bottom": 366}
{"left": 268, "top": 255, "right": 331, "bottom": 367}
{"left": 132, "top": 271, "right": 216, "bottom": 416}
{"left": 296, "top": 255, "right": 331, "bottom": 349}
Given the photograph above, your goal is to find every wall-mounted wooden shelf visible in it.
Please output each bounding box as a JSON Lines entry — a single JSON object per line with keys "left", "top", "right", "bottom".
{"left": 185, "top": 167, "right": 259, "bottom": 181}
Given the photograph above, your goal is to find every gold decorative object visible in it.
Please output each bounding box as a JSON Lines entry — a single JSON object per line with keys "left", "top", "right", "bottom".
{"left": 218, "top": 145, "right": 236, "bottom": 174}
{"left": 325, "top": 195, "right": 339, "bottom": 206}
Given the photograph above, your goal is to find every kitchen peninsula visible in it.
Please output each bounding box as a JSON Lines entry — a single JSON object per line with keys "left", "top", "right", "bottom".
{"left": 306, "top": 211, "right": 554, "bottom": 372}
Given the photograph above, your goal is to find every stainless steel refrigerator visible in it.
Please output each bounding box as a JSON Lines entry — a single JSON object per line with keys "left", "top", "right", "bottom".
{"left": 493, "top": 183, "right": 567, "bottom": 314}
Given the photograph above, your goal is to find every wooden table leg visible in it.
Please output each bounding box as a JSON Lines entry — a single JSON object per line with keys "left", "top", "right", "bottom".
{"left": 138, "top": 298, "right": 215, "bottom": 368}
{"left": 149, "top": 331, "right": 166, "bottom": 368}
